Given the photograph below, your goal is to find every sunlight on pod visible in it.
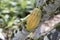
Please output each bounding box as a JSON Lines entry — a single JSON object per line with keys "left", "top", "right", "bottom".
{"left": 26, "top": 8, "right": 42, "bottom": 31}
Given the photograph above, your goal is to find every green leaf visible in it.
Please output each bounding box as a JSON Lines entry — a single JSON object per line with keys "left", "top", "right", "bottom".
{"left": 21, "top": 0, "right": 27, "bottom": 9}
{"left": 5, "top": 16, "right": 16, "bottom": 28}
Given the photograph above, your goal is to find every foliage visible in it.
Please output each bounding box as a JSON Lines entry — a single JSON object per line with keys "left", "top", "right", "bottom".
{"left": 0, "top": 0, "right": 36, "bottom": 29}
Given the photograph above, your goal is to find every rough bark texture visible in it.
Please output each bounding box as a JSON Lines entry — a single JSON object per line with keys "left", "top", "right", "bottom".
{"left": 12, "top": 0, "right": 60, "bottom": 40}
{"left": 31, "top": 14, "right": 60, "bottom": 39}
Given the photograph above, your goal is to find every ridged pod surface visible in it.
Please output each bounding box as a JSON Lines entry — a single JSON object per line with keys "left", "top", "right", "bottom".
{"left": 26, "top": 8, "right": 42, "bottom": 31}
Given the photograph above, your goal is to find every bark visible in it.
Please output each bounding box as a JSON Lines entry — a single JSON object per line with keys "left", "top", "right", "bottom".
{"left": 33, "top": 14, "right": 60, "bottom": 39}
{"left": 12, "top": 0, "right": 60, "bottom": 40}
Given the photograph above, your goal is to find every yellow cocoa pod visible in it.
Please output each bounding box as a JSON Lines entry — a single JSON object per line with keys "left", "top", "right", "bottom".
{"left": 26, "top": 8, "right": 42, "bottom": 31}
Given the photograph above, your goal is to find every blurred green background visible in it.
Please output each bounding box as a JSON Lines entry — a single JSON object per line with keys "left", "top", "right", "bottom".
{"left": 0, "top": 0, "right": 36, "bottom": 29}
